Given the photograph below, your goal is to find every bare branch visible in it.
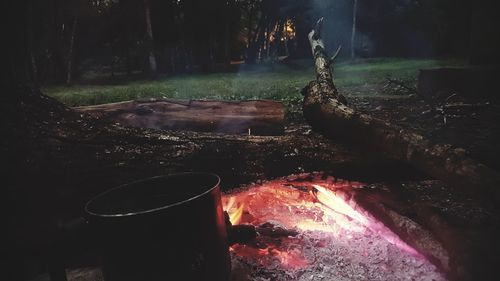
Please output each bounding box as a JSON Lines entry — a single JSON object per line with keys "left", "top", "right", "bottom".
{"left": 327, "top": 45, "right": 342, "bottom": 67}
{"left": 308, "top": 18, "right": 326, "bottom": 55}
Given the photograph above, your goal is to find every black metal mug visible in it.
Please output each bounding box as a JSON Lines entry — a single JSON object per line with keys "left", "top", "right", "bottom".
{"left": 84, "top": 173, "right": 231, "bottom": 281}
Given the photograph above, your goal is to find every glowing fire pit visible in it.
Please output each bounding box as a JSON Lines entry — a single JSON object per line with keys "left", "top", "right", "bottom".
{"left": 222, "top": 173, "right": 446, "bottom": 281}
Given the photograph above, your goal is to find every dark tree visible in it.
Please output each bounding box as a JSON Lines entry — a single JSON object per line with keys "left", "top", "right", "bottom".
{"left": 350, "top": 0, "right": 358, "bottom": 60}
{"left": 143, "top": 0, "right": 157, "bottom": 77}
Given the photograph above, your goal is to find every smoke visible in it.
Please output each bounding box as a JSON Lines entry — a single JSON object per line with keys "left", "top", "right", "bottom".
{"left": 306, "top": 0, "right": 446, "bottom": 59}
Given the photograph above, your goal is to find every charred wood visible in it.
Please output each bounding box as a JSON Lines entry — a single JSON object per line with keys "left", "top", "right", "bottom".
{"left": 256, "top": 222, "right": 299, "bottom": 238}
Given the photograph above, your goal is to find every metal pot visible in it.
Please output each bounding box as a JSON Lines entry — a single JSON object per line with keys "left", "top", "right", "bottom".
{"left": 84, "top": 173, "right": 231, "bottom": 281}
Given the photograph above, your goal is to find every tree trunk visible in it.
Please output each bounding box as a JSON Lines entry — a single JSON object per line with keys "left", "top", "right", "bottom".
{"left": 247, "top": 14, "right": 268, "bottom": 64}
{"left": 224, "top": 0, "right": 234, "bottom": 69}
{"left": 302, "top": 18, "right": 500, "bottom": 204}
{"left": 246, "top": 3, "right": 256, "bottom": 49}
{"left": 265, "top": 26, "right": 271, "bottom": 60}
{"left": 143, "top": 0, "right": 157, "bottom": 77}
{"left": 224, "top": 21, "right": 230, "bottom": 68}
{"left": 66, "top": 13, "right": 78, "bottom": 85}
{"left": 350, "top": 0, "right": 358, "bottom": 60}
{"left": 49, "top": 0, "right": 66, "bottom": 83}
{"left": 170, "top": 46, "right": 176, "bottom": 73}
{"left": 30, "top": 50, "right": 39, "bottom": 86}
{"left": 110, "top": 46, "right": 115, "bottom": 78}
{"left": 208, "top": 32, "right": 215, "bottom": 71}
{"left": 4, "top": 1, "right": 31, "bottom": 85}
{"left": 27, "top": 1, "right": 39, "bottom": 87}
{"left": 126, "top": 44, "right": 131, "bottom": 76}
{"left": 283, "top": 22, "right": 289, "bottom": 57}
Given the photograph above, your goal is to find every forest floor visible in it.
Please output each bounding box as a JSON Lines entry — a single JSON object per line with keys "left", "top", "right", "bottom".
{"left": 5, "top": 58, "right": 500, "bottom": 281}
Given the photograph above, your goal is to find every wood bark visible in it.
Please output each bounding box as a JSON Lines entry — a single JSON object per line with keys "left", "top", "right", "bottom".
{"left": 75, "top": 99, "right": 285, "bottom": 136}
{"left": 302, "top": 18, "right": 500, "bottom": 203}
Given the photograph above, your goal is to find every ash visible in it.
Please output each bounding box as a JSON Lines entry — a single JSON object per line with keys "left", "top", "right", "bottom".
{"left": 226, "top": 175, "right": 447, "bottom": 281}
{"left": 230, "top": 228, "right": 445, "bottom": 281}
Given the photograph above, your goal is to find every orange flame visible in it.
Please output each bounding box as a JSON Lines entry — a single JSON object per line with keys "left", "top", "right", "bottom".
{"left": 224, "top": 196, "right": 244, "bottom": 225}
{"left": 229, "top": 203, "right": 244, "bottom": 225}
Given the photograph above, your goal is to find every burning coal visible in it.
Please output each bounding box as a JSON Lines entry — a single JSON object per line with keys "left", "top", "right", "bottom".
{"left": 222, "top": 173, "right": 446, "bottom": 280}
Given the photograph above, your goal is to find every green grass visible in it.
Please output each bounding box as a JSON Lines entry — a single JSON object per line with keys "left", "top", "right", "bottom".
{"left": 44, "top": 58, "right": 466, "bottom": 107}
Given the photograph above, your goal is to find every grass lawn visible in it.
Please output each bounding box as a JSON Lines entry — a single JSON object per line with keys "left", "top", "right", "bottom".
{"left": 44, "top": 58, "right": 465, "bottom": 107}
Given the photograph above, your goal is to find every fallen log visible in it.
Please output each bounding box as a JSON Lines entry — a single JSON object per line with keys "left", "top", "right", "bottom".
{"left": 302, "top": 18, "right": 500, "bottom": 204}
{"left": 74, "top": 99, "right": 284, "bottom": 136}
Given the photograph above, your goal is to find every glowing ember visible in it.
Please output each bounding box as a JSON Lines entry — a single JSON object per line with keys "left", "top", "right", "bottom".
{"left": 270, "top": 248, "right": 309, "bottom": 268}
{"left": 230, "top": 244, "right": 308, "bottom": 270}
{"left": 312, "top": 184, "right": 369, "bottom": 225}
{"left": 223, "top": 173, "right": 446, "bottom": 281}
{"left": 313, "top": 184, "right": 419, "bottom": 255}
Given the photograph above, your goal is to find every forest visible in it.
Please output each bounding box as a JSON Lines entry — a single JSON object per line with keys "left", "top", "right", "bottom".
{"left": 5, "top": 0, "right": 494, "bottom": 85}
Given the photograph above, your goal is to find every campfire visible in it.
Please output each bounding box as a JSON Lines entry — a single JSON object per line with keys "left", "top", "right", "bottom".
{"left": 222, "top": 173, "right": 446, "bottom": 281}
